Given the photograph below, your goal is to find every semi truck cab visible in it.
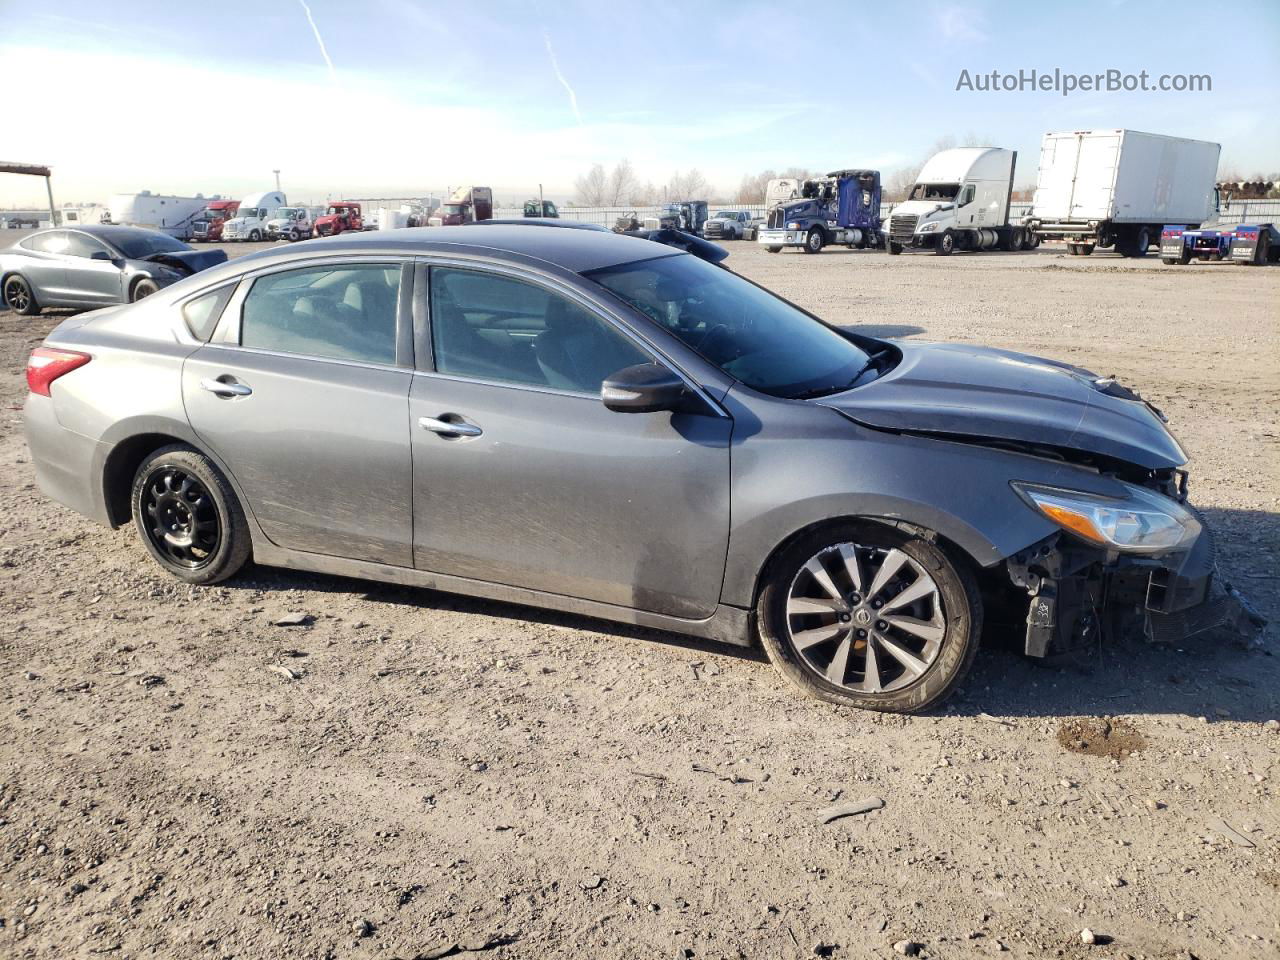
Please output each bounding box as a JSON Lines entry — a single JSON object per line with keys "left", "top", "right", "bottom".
{"left": 757, "top": 170, "right": 882, "bottom": 253}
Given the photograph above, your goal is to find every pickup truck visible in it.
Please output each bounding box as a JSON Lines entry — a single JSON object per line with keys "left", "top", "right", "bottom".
{"left": 703, "top": 210, "right": 758, "bottom": 241}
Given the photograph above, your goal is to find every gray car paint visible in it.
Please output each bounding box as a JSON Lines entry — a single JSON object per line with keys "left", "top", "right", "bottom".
{"left": 22, "top": 225, "right": 1195, "bottom": 648}
{"left": 0, "top": 225, "right": 223, "bottom": 310}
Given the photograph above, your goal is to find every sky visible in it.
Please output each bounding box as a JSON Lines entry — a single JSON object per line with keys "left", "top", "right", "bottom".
{"left": 1, "top": 0, "right": 1278, "bottom": 207}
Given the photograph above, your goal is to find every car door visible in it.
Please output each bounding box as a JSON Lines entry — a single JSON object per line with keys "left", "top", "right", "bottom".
{"left": 18, "top": 231, "right": 73, "bottom": 301}
{"left": 409, "top": 261, "right": 733, "bottom": 619}
{"left": 61, "top": 231, "right": 125, "bottom": 304}
{"left": 182, "top": 258, "right": 416, "bottom": 566}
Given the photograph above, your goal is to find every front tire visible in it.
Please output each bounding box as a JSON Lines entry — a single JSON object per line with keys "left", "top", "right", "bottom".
{"left": 766, "top": 245, "right": 782, "bottom": 253}
{"left": 887, "top": 242, "right": 902, "bottom": 255}
{"left": 248, "top": 229, "right": 262, "bottom": 242}
{"left": 756, "top": 522, "right": 982, "bottom": 713}
{"left": 3, "top": 274, "right": 40, "bottom": 315}
{"left": 935, "top": 230, "right": 955, "bottom": 256}
{"left": 131, "top": 278, "right": 160, "bottom": 302}
{"left": 131, "top": 445, "right": 251, "bottom": 585}
{"left": 803, "top": 227, "right": 825, "bottom": 254}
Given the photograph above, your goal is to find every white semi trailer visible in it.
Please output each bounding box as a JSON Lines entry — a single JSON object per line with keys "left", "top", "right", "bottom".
{"left": 885, "top": 148, "right": 1033, "bottom": 255}
{"left": 1023, "top": 129, "right": 1220, "bottom": 257}
{"left": 105, "top": 191, "right": 211, "bottom": 238}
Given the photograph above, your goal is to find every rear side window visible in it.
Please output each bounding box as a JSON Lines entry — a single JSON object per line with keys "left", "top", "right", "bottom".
{"left": 182, "top": 285, "right": 235, "bottom": 341}
{"left": 239, "top": 263, "right": 399, "bottom": 364}
{"left": 23, "top": 231, "right": 70, "bottom": 254}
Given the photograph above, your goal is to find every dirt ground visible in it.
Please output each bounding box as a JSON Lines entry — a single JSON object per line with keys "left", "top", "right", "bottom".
{"left": 1, "top": 234, "right": 1277, "bottom": 960}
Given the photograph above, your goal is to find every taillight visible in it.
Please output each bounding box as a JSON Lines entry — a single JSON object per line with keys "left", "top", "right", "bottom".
{"left": 26, "top": 347, "right": 91, "bottom": 397}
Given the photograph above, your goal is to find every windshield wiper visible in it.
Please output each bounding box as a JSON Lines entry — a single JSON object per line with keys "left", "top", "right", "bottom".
{"left": 789, "top": 349, "right": 893, "bottom": 400}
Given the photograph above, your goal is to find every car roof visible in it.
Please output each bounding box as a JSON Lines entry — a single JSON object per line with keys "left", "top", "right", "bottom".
{"left": 66, "top": 224, "right": 173, "bottom": 243}
{"left": 250, "top": 224, "right": 682, "bottom": 274}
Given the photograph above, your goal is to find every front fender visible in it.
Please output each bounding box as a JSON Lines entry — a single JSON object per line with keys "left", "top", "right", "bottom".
{"left": 719, "top": 390, "right": 1132, "bottom": 609}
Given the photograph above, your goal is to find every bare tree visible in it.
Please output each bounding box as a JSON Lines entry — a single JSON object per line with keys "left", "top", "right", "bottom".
{"left": 606, "top": 159, "right": 640, "bottom": 207}
{"left": 574, "top": 164, "right": 608, "bottom": 206}
{"left": 631, "top": 181, "right": 659, "bottom": 205}
{"left": 664, "top": 168, "right": 713, "bottom": 201}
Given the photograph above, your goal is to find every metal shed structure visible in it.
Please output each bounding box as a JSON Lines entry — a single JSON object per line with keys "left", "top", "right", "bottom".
{"left": 1, "top": 162, "right": 57, "bottom": 225}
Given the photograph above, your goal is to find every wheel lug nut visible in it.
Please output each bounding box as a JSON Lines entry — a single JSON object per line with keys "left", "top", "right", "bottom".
{"left": 839, "top": 614, "right": 851, "bottom": 623}
{"left": 856, "top": 629, "right": 866, "bottom": 638}
{"left": 877, "top": 620, "right": 888, "bottom": 631}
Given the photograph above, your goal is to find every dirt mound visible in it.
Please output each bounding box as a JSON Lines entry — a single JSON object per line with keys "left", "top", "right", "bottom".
{"left": 1056, "top": 717, "right": 1147, "bottom": 759}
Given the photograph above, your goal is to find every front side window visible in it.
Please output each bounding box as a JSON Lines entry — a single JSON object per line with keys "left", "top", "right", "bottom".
{"left": 959, "top": 185, "right": 976, "bottom": 207}
{"left": 240, "top": 263, "right": 400, "bottom": 364}
{"left": 586, "top": 253, "right": 874, "bottom": 399}
{"left": 62, "top": 232, "right": 110, "bottom": 258}
{"left": 430, "top": 267, "right": 650, "bottom": 393}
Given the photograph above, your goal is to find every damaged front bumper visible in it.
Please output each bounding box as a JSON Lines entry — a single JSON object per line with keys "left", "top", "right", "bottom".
{"left": 1005, "top": 518, "right": 1266, "bottom": 657}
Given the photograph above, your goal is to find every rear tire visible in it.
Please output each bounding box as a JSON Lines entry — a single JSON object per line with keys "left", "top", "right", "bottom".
{"left": 3, "top": 274, "right": 40, "bottom": 315}
{"left": 755, "top": 521, "right": 982, "bottom": 713}
{"left": 131, "top": 445, "right": 251, "bottom": 585}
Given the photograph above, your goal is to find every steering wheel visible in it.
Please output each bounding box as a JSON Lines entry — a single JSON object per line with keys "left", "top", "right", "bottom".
{"left": 693, "top": 323, "right": 735, "bottom": 360}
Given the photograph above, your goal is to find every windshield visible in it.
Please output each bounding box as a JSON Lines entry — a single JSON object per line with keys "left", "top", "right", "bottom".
{"left": 713, "top": 211, "right": 738, "bottom": 219}
{"left": 326, "top": 206, "right": 348, "bottom": 216}
{"left": 272, "top": 207, "right": 302, "bottom": 219}
{"left": 114, "top": 232, "right": 189, "bottom": 259}
{"left": 908, "top": 183, "right": 960, "bottom": 201}
{"left": 585, "top": 254, "right": 875, "bottom": 399}
{"left": 238, "top": 208, "right": 263, "bottom": 219}
{"left": 443, "top": 204, "right": 466, "bottom": 214}
{"left": 206, "top": 208, "right": 233, "bottom": 219}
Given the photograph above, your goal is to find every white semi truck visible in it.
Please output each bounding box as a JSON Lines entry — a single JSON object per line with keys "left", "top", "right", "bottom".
{"left": 885, "top": 148, "right": 1033, "bottom": 255}
{"left": 221, "top": 190, "right": 288, "bottom": 242}
{"left": 1022, "top": 129, "right": 1220, "bottom": 257}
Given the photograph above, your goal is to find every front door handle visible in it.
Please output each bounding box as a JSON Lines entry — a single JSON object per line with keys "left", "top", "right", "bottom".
{"left": 200, "top": 377, "right": 252, "bottom": 398}
{"left": 418, "top": 415, "right": 482, "bottom": 438}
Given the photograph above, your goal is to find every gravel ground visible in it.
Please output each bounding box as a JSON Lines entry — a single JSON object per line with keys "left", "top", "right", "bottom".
{"left": 1, "top": 234, "right": 1278, "bottom": 960}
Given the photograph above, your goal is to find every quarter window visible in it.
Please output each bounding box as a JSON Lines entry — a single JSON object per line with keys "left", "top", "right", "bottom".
{"left": 183, "top": 285, "right": 236, "bottom": 341}
{"left": 240, "top": 263, "right": 400, "bottom": 364}
{"left": 429, "top": 267, "right": 650, "bottom": 393}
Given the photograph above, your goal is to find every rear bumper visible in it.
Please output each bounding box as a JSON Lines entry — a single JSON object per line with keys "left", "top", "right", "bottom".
{"left": 22, "top": 393, "right": 112, "bottom": 526}
{"left": 1008, "top": 519, "right": 1266, "bottom": 656}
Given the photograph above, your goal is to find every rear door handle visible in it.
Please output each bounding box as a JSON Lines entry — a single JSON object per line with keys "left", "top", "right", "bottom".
{"left": 200, "top": 377, "right": 252, "bottom": 397}
{"left": 418, "top": 415, "right": 482, "bottom": 438}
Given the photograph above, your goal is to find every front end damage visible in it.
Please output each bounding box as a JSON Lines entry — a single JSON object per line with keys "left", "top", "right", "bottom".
{"left": 1003, "top": 499, "right": 1265, "bottom": 657}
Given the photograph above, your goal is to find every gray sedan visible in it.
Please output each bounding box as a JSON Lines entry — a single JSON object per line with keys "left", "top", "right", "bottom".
{"left": 21, "top": 225, "right": 1260, "bottom": 712}
{"left": 1, "top": 224, "right": 227, "bottom": 315}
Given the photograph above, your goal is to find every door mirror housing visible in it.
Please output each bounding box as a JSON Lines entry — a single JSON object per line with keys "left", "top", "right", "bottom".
{"left": 601, "top": 363, "right": 686, "bottom": 413}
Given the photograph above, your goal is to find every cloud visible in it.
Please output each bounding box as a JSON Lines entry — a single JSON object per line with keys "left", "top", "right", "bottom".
{"left": 934, "top": 3, "right": 988, "bottom": 43}
{"left": 542, "top": 29, "right": 582, "bottom": 125}
{"left": 297, "top": 0, "right": 337, "bottom": 84}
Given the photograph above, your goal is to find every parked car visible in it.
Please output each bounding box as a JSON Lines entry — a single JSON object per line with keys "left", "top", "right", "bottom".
{"left": 703, "top": 210, "right": 757, "bottom": 241}
{"left": 21, "top": 226, "right": 1261, "bottom": 712}
{"left": 1, "top": 225, "right": 228, "bottom": 315}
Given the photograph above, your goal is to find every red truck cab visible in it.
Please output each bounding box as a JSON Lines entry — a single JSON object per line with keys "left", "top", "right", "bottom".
{"left": 192, "top": 200, "right": 240, "bottom": 242}
{"left": 313, "top": 202, "right": 363, "bottom": 237}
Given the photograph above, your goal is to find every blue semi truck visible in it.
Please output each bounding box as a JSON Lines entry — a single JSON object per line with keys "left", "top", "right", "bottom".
{"left": 1159, "top": 221, "right": 1279, "bottom": 266}
{"left": 757, "top": 169, "right": 882, "bottom": 254}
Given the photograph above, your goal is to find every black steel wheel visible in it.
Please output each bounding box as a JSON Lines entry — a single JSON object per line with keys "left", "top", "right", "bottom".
{"left": 3, "top": 274, "right": 40, "bottom": 315}
{"left": 132, "top": 445, "right": 251, "bottom": 584}
{"left": 756, "top": 521, "right": 982, "bottom": 713}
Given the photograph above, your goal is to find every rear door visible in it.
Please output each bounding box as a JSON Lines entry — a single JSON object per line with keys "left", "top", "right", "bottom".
{"left": 182, "top": 257, "right": 416, "bottom": 565}
{"left": 409, "top": 261, "right": 733, "bottom": 618}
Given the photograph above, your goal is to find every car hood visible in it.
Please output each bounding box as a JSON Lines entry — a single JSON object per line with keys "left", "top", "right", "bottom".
{"left": 139, "top": 248, "right": 229, "bottom": 274}
{"left": 888, "top": 199, "right": 955, "bottom": 218}
{"left": 821, "top": 341, "right": 1186, "bottom": 469}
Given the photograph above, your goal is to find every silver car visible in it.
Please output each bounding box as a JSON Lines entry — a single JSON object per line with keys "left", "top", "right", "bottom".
{"left": 1, "top": 225, "right": 227, "bottom": 315}
{"left": 21, "top": 225, "right": 1259, "bottom": 712}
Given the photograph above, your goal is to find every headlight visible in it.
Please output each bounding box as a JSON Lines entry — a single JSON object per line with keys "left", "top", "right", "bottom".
{"left": 1012, "top": 482, "right": 1200, "bottom": 554}
{"left": 919, "top": 221, "right": 939, "bottom": 233}
{"left": 787, "top": 222, "right": 799, "bottom": 230}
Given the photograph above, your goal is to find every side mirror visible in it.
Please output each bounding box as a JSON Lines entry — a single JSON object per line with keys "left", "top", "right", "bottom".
{"left": 601, "top": 363, "right": 686, "bottom": 413}
{"left": 89, "top": 250, "right": 112, "bottom": 261}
